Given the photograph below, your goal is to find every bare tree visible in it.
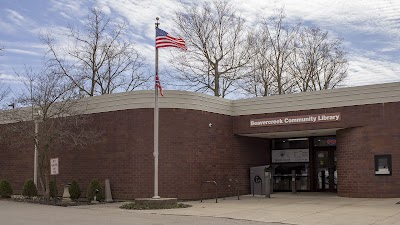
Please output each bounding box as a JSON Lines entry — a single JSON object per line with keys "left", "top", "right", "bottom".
{"left": 257, "top": 10, "right": 300, "bottom": 95}
{"left": 172, "top": 0, "right": 252, "bottom": 98}
{"left": 289, "top": 27, "right": 348, "bottom": 91}
{"left": 240, "top": 32, "right": 277, "bottom": 97}
{"left": 0, "top": 83, "right": 10, "bottom": 106}
{"left": 42, "top": 8, "right": 149, "bottom": 96}
{"left": 2, "top": 66, "right": 101, "bottom": 199}
{"left": 240, "top": 10, "right": 299, "bottom": 97}
{"left": 240, "top": 9, "right": 347, "bottom": 97}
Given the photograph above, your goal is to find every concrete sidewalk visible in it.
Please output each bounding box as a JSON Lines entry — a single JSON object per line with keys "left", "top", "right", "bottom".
{"left": 89, "top": 193, "right": 400, "bottom": 225}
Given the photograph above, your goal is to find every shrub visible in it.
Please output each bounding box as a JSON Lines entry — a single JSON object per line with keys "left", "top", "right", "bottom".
{"left": 0, "top": 180, "right": 13, "bottom": 198}
{"left": 49, "top": 180, "right": 57, "bottom": 198}
{"left": 86, "top": 180, "right": 104, "bottom": 202}
{"left": 69, "top": 180, "right": 81, "bottom": 200}
{"left": 22, "top": 180, "right": 37, "bottom": 197}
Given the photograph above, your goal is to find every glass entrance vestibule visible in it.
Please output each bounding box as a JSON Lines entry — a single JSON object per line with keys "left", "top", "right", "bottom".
{"left": 271, "top": 136, "right": 337, "bottom": 192}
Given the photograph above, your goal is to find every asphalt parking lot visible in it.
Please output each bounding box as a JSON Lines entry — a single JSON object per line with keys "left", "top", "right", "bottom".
{"left": 149, "top": 193, "right": 400, "bottom": 225}
{"left": 2, "top": 193, "right": 400, "bottom": 225}
{"left": 0, "top": 199, "right": 282, "bottom": 225}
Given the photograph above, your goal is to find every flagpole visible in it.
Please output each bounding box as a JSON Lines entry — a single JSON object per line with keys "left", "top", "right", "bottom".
{"left": 153, "top": 17, "right": 160, "bottom": 199}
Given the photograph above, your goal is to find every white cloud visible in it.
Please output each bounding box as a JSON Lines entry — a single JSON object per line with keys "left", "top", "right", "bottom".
{"left": 96, "top": 1, "right": 111, "bottom": 15}
{"left": 267, "top": 0, "right": 400, "bottom": 36}
{"left": 1, "top": 8, "right": 44, "bottom": 38}
{"left": 346, "top": 56, "right": 400, "bottom": 86}
{"left": 0, "top": 73, "right": 24, "bottom": 84}
{"left": 0, "top": 9, "right": 28, "bottom": 34}
{"left": 5, "top": 48, "right": 42, "bottom": 56}
{"left": 97, "top": 0, "right": 184, "bottom": 40}
{"left": 1, "top": 0, "right": 400, "bottom": 93}
{"left": 6, "top": 9, "right": 25, "bottom": 24}
{"left": 59, "top": 11, "right": 72, "bottom": 20}
{"left": 0, "top": 40, "right": 47, "bottom": 60}
{"left": 48, "top": 0, "right": 88, "bottom": 17}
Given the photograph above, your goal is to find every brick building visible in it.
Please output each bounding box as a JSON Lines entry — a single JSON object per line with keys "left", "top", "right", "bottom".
{"left": 1, "top": 82, "right": 400, "bottom": 199}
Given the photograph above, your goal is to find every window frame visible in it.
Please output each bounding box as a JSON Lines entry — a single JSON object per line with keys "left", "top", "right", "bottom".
{"left": 374, "top": 154, "right": 392, "bottom": 176}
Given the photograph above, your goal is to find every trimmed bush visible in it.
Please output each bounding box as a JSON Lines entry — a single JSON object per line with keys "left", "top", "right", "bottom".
{"left": 22, "top": 180, "right": 37, "bottom": 197}
{"left": 68, "top": 180, "right": 81, "bottom": 200}
{"left": 86, "top": 180, "right": 104, "bottom": 202}
{"left": 49, "top": 180, "right": 57, "bottom": 198}
{"left": 0, "top": 180, "right": 13, "bottom": 198}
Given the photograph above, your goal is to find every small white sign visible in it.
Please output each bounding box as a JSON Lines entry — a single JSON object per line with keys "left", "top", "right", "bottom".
{"left": 50, "top": 158, "right": 59, "bottom": 175}
{"left": 272, "top": 149, "right": 309, "bottom": 163}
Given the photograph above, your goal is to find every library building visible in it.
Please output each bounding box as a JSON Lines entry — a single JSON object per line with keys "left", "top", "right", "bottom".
{"left": 1, "top": 82, "right": 400, "bottom": 199}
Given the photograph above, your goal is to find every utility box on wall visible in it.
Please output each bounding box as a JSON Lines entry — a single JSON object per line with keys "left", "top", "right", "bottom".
{"left": 250, "top": 165, "right": 270, "bottom": 195}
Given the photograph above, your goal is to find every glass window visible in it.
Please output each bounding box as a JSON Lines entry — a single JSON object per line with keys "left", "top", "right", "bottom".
{"left": 273, "top": 163, "right": 310, "bottom": 191}
{"left": 375, "top": 155, "right": 391, "bottom": 175}
{"left": 313, "top": 136, "right": 336, "bottom": 147}
{"left": 272, "top": 138, "right": 309, "bottom": 150}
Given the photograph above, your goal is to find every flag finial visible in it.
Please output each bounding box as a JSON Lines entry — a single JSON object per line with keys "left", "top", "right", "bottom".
{"left": 155, "top": 17, "right": 160, "bottom": 28}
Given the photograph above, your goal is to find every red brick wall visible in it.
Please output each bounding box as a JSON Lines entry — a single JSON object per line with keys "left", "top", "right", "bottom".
{"left": 337, "top": 102, "right": 400, "bottom": 197}
{"left": 234, "top": 102, "right": 400, "bottom": 197}
{"left": 0, "top": 108, "right": 269, "bottom": 200}
{"left": 1, "top": 101, "right": 399, "bottom": 199}
{"left": 0, "top": 128, "right": 33, "bottom": 195}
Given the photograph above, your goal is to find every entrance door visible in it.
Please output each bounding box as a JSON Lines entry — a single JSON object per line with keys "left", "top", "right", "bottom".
{"left": 315, "top": 149, "right": 336, "bottom": 192}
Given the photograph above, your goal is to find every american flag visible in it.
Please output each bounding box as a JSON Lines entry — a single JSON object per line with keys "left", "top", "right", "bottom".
{"left": 155, "top": 74, "right": 164, "bottom": 96}
{"left": 156, "top": 28, "right": 187, "bottom": 50}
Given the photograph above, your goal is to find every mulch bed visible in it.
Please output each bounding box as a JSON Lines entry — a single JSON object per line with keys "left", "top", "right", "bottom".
{"left": 120, "top": 202, "right": 191, "bottom": 210}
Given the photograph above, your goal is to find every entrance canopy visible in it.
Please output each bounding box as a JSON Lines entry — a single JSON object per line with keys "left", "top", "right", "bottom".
{"left": 239, "top": 128, "right": 341, "bottom": 139}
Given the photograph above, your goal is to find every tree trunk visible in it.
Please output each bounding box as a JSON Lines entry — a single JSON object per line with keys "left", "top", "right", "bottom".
{"left": 214, "top": 65, "right": 220, "bottom": 97}
{"left": 44, "top": 173, "right": 50, "bottom": 200}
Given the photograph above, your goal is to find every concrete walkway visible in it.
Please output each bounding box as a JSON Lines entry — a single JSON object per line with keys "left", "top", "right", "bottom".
{"left": 89, "top": 193, "right": 400, "bottom": 225}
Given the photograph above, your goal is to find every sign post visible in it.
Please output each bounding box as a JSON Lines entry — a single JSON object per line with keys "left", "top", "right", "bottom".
{"left": 50, "top": 158, "right": 59, "bottom": 204}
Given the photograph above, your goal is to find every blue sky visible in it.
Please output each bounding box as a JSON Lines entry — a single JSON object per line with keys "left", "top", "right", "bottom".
{"left": 1, "top": 0, "right": 400, "bottom": 98}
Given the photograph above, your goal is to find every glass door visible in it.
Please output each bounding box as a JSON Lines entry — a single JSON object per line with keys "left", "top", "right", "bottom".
{"left": 315, "top": 149, "right": 336, "bottom": 192}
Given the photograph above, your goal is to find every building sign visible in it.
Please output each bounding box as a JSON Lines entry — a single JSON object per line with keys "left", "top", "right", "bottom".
{"left": 272, "top": 149, "right": 309, "bottom": 163}
{"left": 250, "top": 112, "right": 341, "bottom": 127}
{"left": 50, "top": 158, "right": 59, "bottom": 175}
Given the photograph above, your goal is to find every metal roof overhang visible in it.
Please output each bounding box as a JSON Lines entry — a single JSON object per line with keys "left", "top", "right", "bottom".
{"left": 237, "top": 128, "right": 341, "bottom": 139}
